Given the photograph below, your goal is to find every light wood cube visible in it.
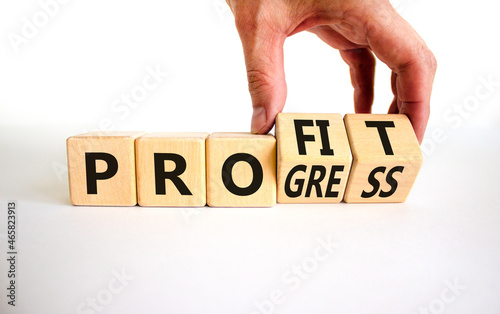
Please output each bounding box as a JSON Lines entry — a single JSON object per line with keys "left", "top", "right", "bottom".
{"left": 135, "top": 132, "right": 208, "bottom": 207}
{"left": 275, "top": 113, "right": 352, "bottom": 203}
{"left": 206, "top": 133, "right": 276, "bottom": 207}
{"left": 67, "top": 131, "right": 145, "bottom": 206}
{"left": 343, "top": 114, "right": 423, "bottom": 203}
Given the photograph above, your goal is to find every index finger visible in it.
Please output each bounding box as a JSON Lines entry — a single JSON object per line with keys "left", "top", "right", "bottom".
{"left": 363, "top": 7, "right": 437, "bottom": 143}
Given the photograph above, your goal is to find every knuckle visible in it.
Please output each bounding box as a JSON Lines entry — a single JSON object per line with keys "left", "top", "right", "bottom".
{"left": 247, "top": 69, "right": 274, "bottom": 93}
{"left": 418, "top": 45, "right": 437, "bottom": 73}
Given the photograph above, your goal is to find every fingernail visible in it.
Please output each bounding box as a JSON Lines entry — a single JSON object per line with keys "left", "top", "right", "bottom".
{"left": 251, "top": 106, "right": 267, "bottom": 134}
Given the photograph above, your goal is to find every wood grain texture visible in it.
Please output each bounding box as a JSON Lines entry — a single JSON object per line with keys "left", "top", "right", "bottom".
{"left": 206, "top": 133, "right": 276, "bottom": 207}
{"left": 67, "top": 131, "right": 145, "bottom": 206}
{"left": 276, "top": 113, "right": 352, "bottom": 203}
{"left": 343, "top": 114, "right": 423, "bottom": 203}
{"left": 135, "top": 132, "right": 208, "bottom": 207}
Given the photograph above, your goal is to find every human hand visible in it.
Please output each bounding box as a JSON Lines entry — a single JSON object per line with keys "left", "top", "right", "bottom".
{"left": 226, "top": 0, "right": 436, "bottom": 143}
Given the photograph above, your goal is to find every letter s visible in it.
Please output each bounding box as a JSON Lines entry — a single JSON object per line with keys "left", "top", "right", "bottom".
{"left": 379, "top": 166, "right": 404, "bottom": 198}
{"left": 361, "top": 166, "right": 386, "bottom": 198}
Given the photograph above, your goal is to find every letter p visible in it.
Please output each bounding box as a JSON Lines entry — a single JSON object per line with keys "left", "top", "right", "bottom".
{"left": 85, "top": 152, "right": 118, "bottom": 194}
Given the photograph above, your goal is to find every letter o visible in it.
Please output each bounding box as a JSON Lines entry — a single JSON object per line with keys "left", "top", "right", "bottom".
{"left": 429, "top": 299, "right": 445, "bottom": 314}
{"left": 463, "top": 96, "right": 479, "bottom": 111}
{"left": 222, "top": 153, "right": 263, "bottom": 196}
{"left": 96, "top": 289, "right": 113, "bottom": 306}
{"left": 302, "top": 257, "right": 318, "bottom": 273}
{"left": 131, "top": 86, "right": 147, "bottom": 102}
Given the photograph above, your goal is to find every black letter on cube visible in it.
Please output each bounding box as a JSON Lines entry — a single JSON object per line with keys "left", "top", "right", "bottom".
{"left": 85, "top": 152, "right": 119, "bottom": 194}
{"left": 154, "top": 153, "right": 192, "bottom": 195}
{"left": 222, "top": 153, "right": 263, "bottom": 196}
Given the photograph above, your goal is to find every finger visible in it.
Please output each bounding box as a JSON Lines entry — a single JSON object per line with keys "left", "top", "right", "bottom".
{"left": 233, "top": 11, "right": 287, "bottom": 134}
{"left": 388, "top": 71, "right": 398, "bottom": 113}
{"left": 309, "top": 27, "right": 376, "bottom": 114}
{"left": 339, "top": 48, "right": 376, "bottom": 113}
{"left": 388, "top": 96, "right": 399, "bottom": 114}
{"left": 363, "top": 8, "right": 437, "bottom": 143}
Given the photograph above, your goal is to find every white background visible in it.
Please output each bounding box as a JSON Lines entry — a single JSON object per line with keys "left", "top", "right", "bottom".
{"left": 1, "top": 0, "right": 500, "bottom": 313}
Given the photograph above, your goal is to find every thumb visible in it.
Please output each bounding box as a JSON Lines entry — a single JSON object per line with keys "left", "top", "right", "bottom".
{"left": 236, "top": 22, "right": 287, "bottom": 134}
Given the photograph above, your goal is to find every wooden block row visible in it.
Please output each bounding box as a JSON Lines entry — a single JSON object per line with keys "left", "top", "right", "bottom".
{"left": 67, "top": 114, "right": 423, "bottom": 207}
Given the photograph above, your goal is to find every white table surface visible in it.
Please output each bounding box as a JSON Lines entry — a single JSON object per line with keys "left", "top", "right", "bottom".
{"left": 1, "top": 126, "right": 499, "bottom": 314}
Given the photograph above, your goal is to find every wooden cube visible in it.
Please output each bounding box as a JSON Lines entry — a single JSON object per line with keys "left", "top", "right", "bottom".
{"left": 135, "top": 132, "right": 208, "bottom": 207}
{"left": 67, "top": 131, "right": 145, "bottom": 206}
{"left": 343, "top": 114, "right": 423, "bottom": 203}
{"left": 206, "top": 133, "right": 276, "bottom": 207}
{"left": 276, "top": 113, "right": 352, "bottom": 203}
